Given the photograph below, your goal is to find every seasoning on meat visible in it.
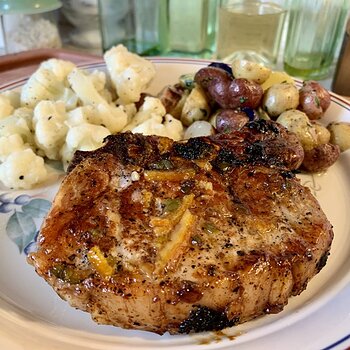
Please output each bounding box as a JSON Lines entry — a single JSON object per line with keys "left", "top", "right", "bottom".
{"left": 28, "top": 120, "right": 333, "bottom": 335}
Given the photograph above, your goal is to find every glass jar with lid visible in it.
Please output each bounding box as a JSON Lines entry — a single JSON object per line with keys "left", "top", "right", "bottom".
{"left": 0, "top": 0, "right": 62, "bottom": 54}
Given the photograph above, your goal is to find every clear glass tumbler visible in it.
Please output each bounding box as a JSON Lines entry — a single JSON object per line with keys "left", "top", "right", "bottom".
{"left": 157, "top": 0, "right": 218, "bottom": 58}
{"left": 98, "top": 0, "right": 134, "bottom": 53}
{"left": 216, "top": 0, "right": 288, "bottom": 67}
{"left": 283, "top": 0, "right": 350, "bottom": 80}
{"left": 99, "top": 0, "right": 218, "bottom": 58}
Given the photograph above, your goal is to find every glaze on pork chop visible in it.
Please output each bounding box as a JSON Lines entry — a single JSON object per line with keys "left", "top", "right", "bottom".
{"left": 28, "top": 120, "right": 333, "bottom": 334}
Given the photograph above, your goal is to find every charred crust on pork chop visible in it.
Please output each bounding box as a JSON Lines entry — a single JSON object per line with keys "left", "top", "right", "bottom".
{"left": 178, "top": 306, "right": 239, "bottom": 333}
{"left": 28, "top": 120, "right": 333, "bottom": 334}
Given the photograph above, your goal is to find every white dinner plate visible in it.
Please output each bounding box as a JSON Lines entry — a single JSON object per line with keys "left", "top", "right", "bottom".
{"left": 0, "top": 58, "right": 349, "bottom": 350}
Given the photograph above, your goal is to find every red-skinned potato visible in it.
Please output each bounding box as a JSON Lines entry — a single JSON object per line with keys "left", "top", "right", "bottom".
{"left": 194, "top": 67, "right": 263, "bottom": 109}
{"left": 215, "top": 109, "right": 250, "bottom": 133}
{"left": 194, "top": 67, "right": 232, "bottom": 90}
{"left": 301, "top": 143, "right": 340, "bottom": 173}
{"left": 299, "top": 81, "right": 331, "bottom": 120}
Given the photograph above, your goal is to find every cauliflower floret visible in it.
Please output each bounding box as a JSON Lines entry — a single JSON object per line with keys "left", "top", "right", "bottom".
{"left": 94, "top": 103, "right": 129, "bottom": 133}
{"left": 0, "top": 95, "right": 14, "bottom": 119}
{"left": 1, "top": 90, "right": 21, "bottom": 109}
{"left": 162, "top": 114, "right": 184, "bottom": 140}
{"left": 66, "top": 105, "right": 95, "bottom": 127}
{"left": 33, "top": 101, "right": 68, "bottom": 160}
{"left": 88, "top": 69, "right": 106, "bottom": 92}
{"left": 132, "top": 114, "right": 183, "bottom": 141}
{"left": 65, "top": 123, "right": 110, "bottom": 151}
{"left": 0, "top": 134, "right": 28, "bottom": 162}
{"left": 104, "top": 44, "right": 156, "bottom": 104}
{"left": 68, "top": 68, "right": 127, "bottom": 133}
{"left": 60, "top": 123, "right": 110, "bottom": 170}
{"left": 123, "top": 97, "right": 165, "bottom": 131}
{"left": 68, "top": 68, "right": 106, "bottom": 105}
{"left": 120, "top": 103, "right": 137, "bottom": 124}
{"left": 21, "top": 67, "right": 78, "bottom": 110}
{"left": 99, "top": 88, "right": 113, "bottom": 104}
{"left": 0, "top": 148, "right": 47, "bottom": 189}
{"left": 77, "top": 68, "right": 112, "bottom": 100}
{"left": 0, "top": 114, "right": 34, "bottom": 146}
{"left": 40, "top": 58, "right": 76, "bottom": 84}
{"left": 59, "top": 86, "right": 79, "bottom": 110}
{"left": 13, "top": 107, "right": 34, "bottom": 131}
{"left": 66, "top": 103, "right": 127, "bottom": 133}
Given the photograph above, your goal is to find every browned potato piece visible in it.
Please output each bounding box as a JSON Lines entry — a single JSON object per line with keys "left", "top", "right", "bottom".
{"left": 299, "top": 81, "right": 331, "bottom": 120}
{"left": 215, "top": 109, "right": 250, "bottom": 133}
{"left": 181, "top": 86, "right": 211, "bottom": 126}
{"left": 301, "top": 143, "right": 340, "bottom": 173}
{"left": 194, "top": 67, "right": 263, "bottom": 109}
{"left": 157, "top": 84, "right": 188, "bottom": 119}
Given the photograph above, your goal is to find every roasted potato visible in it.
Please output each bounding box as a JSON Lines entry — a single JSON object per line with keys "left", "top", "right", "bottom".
{"left": 312, "top": 121, "right": 331, "bottom": 145}
{"left": 256, "top": 106, "right": 271, "bottom": 120}
{"left": 179, "top": 73, "right": 195, "bottom": 90}
{"left": 261, "top": 71, "right": 294, "bottom": 91}
{"left": 263, "top": 83, "right": 299, "bottom": 118}
{"left": 194, "top": 67, "right": 263, "bottom": 109}
{"left": 276, "top": 110, "right": 318, "bottom": 151}
{"left": 298, "top": 81, "right": 331, "bottom": 120}
{"left": 302, "top": 143, "right": 340, "bottom": 173}
{"left": 215, "top": 109, "right": 250, "bottom": 133}
{"left": 327, "top": 121, "right": 350, "bottom": 152}
{"left": 158, "top": 84, "right": 188, "bottom": 119}
{"left": 194, "top": 66, "right": 231, "bottom": 91}
{"left": 209, "top": 113, "right": 217, "bottom": 128}
{"left": 231, "top": 60, "right": 271, "bottom": 84}
{"left": 181, "top": 86, "right": 210, "bottom": 126}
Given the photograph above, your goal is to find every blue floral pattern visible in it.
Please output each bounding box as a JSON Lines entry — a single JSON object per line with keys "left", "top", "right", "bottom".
{"left": 0, "top": 193, "right": 51, "bottom": 254}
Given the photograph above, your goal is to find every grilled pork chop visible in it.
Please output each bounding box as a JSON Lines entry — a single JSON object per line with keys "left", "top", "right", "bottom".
{"left": 28, "top": 120, "right": 333, "bottom": 334}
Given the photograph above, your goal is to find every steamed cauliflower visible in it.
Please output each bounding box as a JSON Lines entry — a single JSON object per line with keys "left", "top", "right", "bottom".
{"left": 13, "top": 107, "right": 34, "bottom": 131}
{"left": 0, "top": 149, "right": 47, "bottom": 189}
{"left": 120, "top": 103, "right": 137, "bottom": 124}
{"left": 0, "top": 95, "right": 14, "bottom": 119}
{"left": 33, "top": 101, "right": 68, "bottom": 159}
{"left": 40, "top": 58, "right": 76, "bottom": 83}
{"left": 66, "top": 105, "right": 94, "bottom": 127}
{"left": 0, "top": 114, "right": 34, "bottom": 146}
{"left": 88, "top": 69, "right": 107, "bottom": 92}
{"left": 1, "top": 90, "right": 20, "bottom": 109}
{"left": 132, "top": 114, "right": 183, "bottom": 140}
{"left": 123, "top": 97, "right": 166, "bottom": 131}
{"left": 60, "top": 123, "right": 110, "bottom": 169}
{"left": 68, "top": 68, "right": 128, "bottom": 133}
{"left": 88, "top": 69, "right": 114, "bottom": 103}
{"left": 0, "top": 134, "right": 27, "bottom": 162}
{"left": 21, "top": 67, "right": 78, "bottom": 110}
{"left": 104, "top": 44, "right": 156, "bottom": 104}
{"left": 124, "top": 96, "right": 183, "bottom": 139}
{"left": 0, "top": 45, "right": 189, "bottom": 189}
